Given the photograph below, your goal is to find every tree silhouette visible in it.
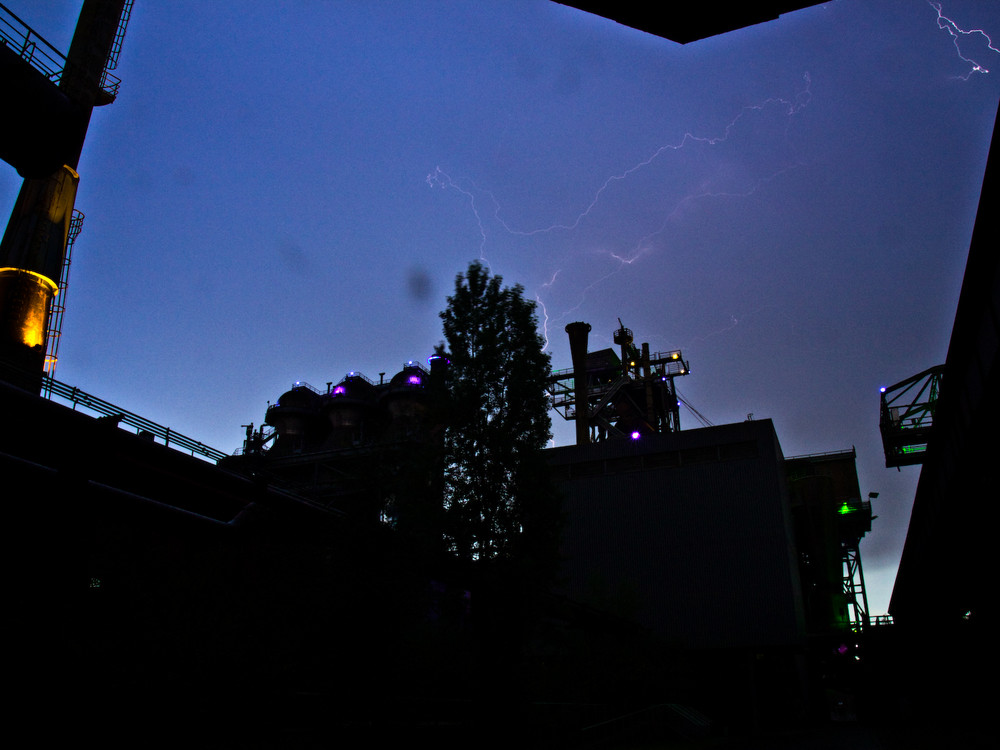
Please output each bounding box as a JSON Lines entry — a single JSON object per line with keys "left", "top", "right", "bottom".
{"left": 435, "top": 262, "right": 557, "bottom": 570}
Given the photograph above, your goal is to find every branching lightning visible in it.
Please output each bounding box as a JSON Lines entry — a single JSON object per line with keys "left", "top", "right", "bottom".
{"left": 929, "top": 1, "right": 1000, "bottom": 79}
{"left": 534, "top": 270, "right": 561, "bottom": 351}
{"left": 430, "top": 74, "right": 811, "bottom": 241}
{"left": 427, "top": 73, "right": 813, "bottom": 348}
{"left": 427, "top": 0, "right": 999, "bottom": 352}
{"left": 425, "top": 169, "right": 491, "bottom": 268}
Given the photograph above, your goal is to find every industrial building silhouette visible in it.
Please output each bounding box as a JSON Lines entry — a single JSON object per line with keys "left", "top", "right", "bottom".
{"left": 3, "top": 1, "right": 994, "bottom": 746}
{"left": 207, "top": 317, "right": 876, "bottom": 732}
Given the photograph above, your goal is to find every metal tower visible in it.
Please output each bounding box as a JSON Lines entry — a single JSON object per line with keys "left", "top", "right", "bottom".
{"left": 837, "top": 493, "right": 873, "bottom": 630}
{"left": 0, "top": 1, "right": 132, "bottom": 391}
{"left": 548, "top": 320, "right": 690, "bottom": 443}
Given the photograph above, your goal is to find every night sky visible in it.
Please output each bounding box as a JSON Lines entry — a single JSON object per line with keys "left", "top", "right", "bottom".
{"left": 4, "top": 0, "right": 998, "bottom": 614}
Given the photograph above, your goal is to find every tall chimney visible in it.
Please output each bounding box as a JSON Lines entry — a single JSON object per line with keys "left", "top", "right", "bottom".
{"left": 565, "top": 322, "right": 591, "bottom": 445}
{"left": 0, "top": 0, "right": 129, "bottom": 391}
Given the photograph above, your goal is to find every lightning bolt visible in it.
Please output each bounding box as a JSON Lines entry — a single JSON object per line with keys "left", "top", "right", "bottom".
{"left": 533, "top": 271, "right": 561, "bottom": 350}
{"left": 929, "top": 1, "right": 1000, "bottom": 79}
{"left": 426, "top": 3, "right": 999, "bottom": 364}
{"left": 428, "top": 73, "right": 813, "bottom": 345}
{"left": 425, "top": 168, "right": 492, "bottom": 268}
{"left": 492, "top": 73, "right": 810, "bottom": 240}
{"left": 534, "top": 293, "right": 551, "bottom": 351}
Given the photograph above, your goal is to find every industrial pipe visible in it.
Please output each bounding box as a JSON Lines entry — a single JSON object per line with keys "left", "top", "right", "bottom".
{"left": 565, "top": 321, "right": 591, "bottom": 445}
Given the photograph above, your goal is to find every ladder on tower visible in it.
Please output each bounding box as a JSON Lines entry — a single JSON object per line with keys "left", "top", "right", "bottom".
{"left": 43, "top": 209, "right": 84, "bottom": 396}
{"left": 96, "top": 0, "right": 134, "bottom": 103}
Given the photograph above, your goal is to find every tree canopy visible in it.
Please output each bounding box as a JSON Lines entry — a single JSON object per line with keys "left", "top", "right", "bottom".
{"left": 436, "top": 262, "right": 557, "bottom": 568}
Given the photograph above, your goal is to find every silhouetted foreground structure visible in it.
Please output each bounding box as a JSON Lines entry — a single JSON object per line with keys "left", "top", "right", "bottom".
{"left": 553, "top": 1, "right": 827, "bottom": 45}
{"left": 221, "top": 333, "right": 876, "bottom": 738}
{"left": 232, "top": 360, "right": 446, "bottom": 521}
{"left": 0, "top": 1, "right": 131, "bottom": 391}
{"left": 5, "top": 374, "right": 401, "bottom": 743}
{"left": 877, "top": 102, "right": 998, "bottom": 748}
{"left": 541, "top": 321, "right": 884, "bottom": 731}
{"left": 5, "top": 1, "right": 994, "bottom": 746}
{"left": 550, "top": 320, "right": 690, "bottom": 443}
{"left": 888, "top": 103, "right": 998, "bottom": 627}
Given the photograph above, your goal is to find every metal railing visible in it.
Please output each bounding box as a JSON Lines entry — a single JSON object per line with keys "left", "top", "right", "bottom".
{"left": 786, "top": 447, "right": 857, "bottom": 461}
{"left": 0, "top": 2, "right": 122, "bottom": 100}
{"left": 0, "top": 2, "right": 65, "bottom": 82}
{"left": 98, "top": 68, "right": 120, "bottom": 100}
{"left": 42, "top": 374, "right": 228, "bottom": 463}
{"left": 287, "top": 380, "right": 321, "bottom": 394}
{"left": 105, "top": 0, "right": 133, "bottom": 71}
{"left": 339, "top": 370, "right": 375, "bottom": 386}
{"left": 96, "top": 0, "right": 133, "bottom": 101}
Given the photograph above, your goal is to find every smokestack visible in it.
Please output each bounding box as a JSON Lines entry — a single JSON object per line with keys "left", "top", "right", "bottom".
{"left": 0, "top": 0, "right": 130, "bottom": 391}
{"left": 565, "top": 322, "right": 591, "bottom": 445}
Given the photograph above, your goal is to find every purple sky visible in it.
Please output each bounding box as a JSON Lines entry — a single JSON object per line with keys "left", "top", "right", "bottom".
{"left": 3, "top": 0, "right": 998, "bottom": 614}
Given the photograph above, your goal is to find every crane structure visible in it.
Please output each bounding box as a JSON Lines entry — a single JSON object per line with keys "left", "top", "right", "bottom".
{"left": 879, "top": 365, "right": 944, "bottom": 468}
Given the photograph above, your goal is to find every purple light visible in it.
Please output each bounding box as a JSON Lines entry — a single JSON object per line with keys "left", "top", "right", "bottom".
{"left": 630, "top": 431, "right": 640, "bottom": 440}
{"left": 407, "top": 374, "right": 422, "bottom": 385}
{"left": 333, "top": 385, "right": 346, "bottom": 395}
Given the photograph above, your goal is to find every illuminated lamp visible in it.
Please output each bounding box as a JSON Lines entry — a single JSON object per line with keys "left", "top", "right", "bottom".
{"left": 630, "top": 431, "right": 640, "bottom": 440}
{"left": 407, "top": 374, "right": 421, "bottom": 385}
{"left": 879, "top": 386, "right": 886, "bottom": 393}
{"left": 332, "top": 385, "right": 346, "bottom": 396}
{"left": 0, "top": 268, "right": 59, "bottom": 349}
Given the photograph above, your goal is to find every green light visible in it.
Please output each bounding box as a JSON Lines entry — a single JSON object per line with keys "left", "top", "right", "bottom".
{"left": 901, "top": 445, "right": 925, "bottom": 454}
{"left": 838, "top": 502, "right": 854, "bottom": 515}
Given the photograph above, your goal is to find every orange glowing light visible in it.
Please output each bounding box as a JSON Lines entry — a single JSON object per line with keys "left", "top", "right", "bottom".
{"left": 0, "top": 268, "right": 59, "bottom": 349}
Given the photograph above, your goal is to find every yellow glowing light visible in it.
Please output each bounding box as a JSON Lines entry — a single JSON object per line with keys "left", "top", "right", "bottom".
{"left": 0, "top": 268, "right": 59, "bottom": 349}
{"left": 0, "top": 268, "right": 59, "bottom": 293}
{"left": 45, "top": 166, "right": 80, "bottom": 224}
